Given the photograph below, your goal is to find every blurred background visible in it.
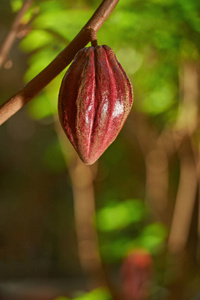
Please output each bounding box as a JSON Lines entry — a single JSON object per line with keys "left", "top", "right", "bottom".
{"left": 0, "top": 0, "right": 200, "bottom": 299}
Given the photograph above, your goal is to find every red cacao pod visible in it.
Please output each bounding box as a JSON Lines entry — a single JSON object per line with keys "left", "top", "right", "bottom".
{"left": 121, "top": 249, "right": 153, "bottom": 300}
{"left": 58, "top": 45, "right": 133, "bottom": 164}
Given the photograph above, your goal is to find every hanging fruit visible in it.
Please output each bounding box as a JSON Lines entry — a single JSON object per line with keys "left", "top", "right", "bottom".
{"left": 58, "top": 42, "right": 133, "bottom": 165}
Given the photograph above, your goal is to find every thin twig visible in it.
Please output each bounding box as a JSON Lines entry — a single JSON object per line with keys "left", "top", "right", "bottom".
{"left": 0, "top": 0, "right": 33, "bottom": 69}
{"left": 0, "top": 0, "right": 120, "bottom": 126}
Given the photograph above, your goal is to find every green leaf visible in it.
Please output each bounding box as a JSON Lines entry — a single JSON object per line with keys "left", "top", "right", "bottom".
{"left": 96, "top": 199, "right": 146, "bottom": 232}
{"left": 139, "top": 223, "right": 167, "bottom": 252}
{"left": 27, "top": 93, "right": 54, "bottom": 120}
{"left": 73, "top": 288, "right": 110, "bottom": 300}
{"left": 20, "top": 30, "right": 55, "bottom": 52}
{"left": 33, "top": 9, "right": 92, "bottom": 40}
{"left": 142, "top": 85, "right": 174, "bottom": 115}
{"left": 10, "top": 0, "right": 23, "bottom": 12}
{"left": 116, "top": 47, "right": 143, "bottom": 75}
{"left": 24, "top": 45, "right": 63, "bottom": 82}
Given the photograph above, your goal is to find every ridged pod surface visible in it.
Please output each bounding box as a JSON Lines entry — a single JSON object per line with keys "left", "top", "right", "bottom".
{"left": 58, "top": 45, "right": 133, "bottom": 165}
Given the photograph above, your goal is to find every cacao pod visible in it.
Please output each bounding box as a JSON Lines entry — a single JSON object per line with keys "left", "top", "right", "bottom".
{"left": 121, "top": 249, "right": 153, "bottom": 300}
{"left": 58, "top": 45, "right": 133, "bottom": 165}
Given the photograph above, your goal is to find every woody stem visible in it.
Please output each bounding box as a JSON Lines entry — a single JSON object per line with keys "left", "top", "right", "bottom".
{"left": 90, "top": 29, "right": 98, "bottom": 47}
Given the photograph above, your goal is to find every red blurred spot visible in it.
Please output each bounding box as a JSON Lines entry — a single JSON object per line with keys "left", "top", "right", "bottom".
{"left": 121, "top": 249, "right": 153, "bottom": 300}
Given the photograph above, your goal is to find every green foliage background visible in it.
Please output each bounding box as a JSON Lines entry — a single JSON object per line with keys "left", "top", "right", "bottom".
{"left": 0, "top": 0, "right": 200, "bottom": 299}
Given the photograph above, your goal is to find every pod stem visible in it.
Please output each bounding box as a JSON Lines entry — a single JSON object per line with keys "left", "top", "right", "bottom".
{"left": 90, "top": 29, "right": 98, "bottom": 47}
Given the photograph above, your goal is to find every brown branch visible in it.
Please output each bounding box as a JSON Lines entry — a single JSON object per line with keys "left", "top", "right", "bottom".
{"left": 0, "top": 0, "right": 120, "bottom": 126}
{"left": 168, "top": 62, "right": 200, "bottom": 254}
{"left": 168, "top": 137, "right": 198, "bottom": 254}
{"left": 0, "top": 0, "right": 33, "bottom": 69}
